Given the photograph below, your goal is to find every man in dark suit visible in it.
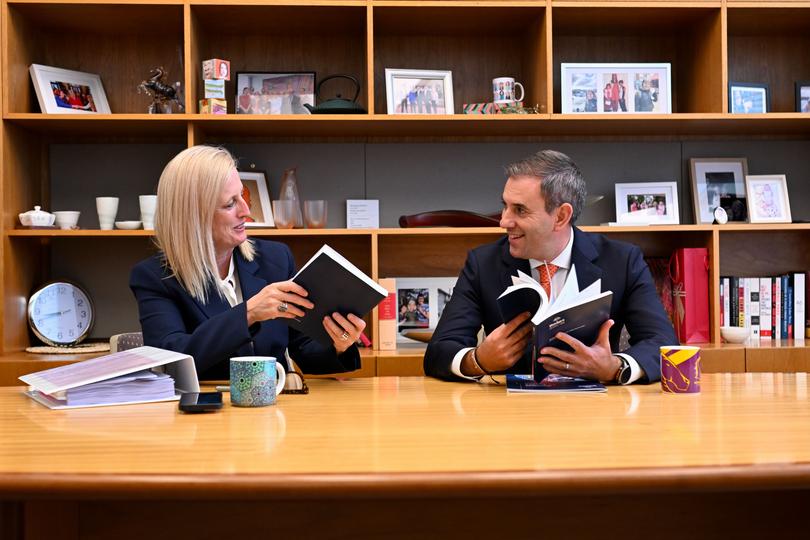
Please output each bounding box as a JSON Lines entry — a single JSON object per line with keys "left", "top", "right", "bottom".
{"left": 425, "top": 150, "right": 677, "bottom": 384}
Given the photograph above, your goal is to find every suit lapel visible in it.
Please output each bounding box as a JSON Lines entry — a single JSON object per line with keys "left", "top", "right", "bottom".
{"left": 235, "top": 249, "right": 267, "bottom": 303}
{"left": 570, "top": 226, "right": 603, "bottom": 290}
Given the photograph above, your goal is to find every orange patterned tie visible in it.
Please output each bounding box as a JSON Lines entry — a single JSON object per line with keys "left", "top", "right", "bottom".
{"left": 537, "top": 263, "right": 559, "bottom": 299}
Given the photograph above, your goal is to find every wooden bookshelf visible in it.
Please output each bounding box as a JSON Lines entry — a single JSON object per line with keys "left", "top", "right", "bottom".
{"left": 2, "top": 0, "right": 809, "bottom": 379}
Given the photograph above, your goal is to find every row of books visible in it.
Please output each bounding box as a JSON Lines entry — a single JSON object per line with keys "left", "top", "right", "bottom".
{"left": 720, "top": 273, "right": 809, "bottom": 340}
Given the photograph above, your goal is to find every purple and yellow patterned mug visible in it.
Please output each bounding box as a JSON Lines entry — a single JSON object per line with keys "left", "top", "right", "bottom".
{"left": 230, "top": 356, "right": 286, "bottom": 407}
{"left": 660, "top": 346, "right": 701, "bottom": 394}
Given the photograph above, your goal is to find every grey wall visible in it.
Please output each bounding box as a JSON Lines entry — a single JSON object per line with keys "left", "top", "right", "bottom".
{"left": 48, "top": 140, "right": 810, "bottom": 338}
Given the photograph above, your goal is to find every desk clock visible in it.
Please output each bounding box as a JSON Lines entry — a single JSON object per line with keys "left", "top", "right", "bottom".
{"left": 27, "top": 281, "right": 94, "bottom": 347}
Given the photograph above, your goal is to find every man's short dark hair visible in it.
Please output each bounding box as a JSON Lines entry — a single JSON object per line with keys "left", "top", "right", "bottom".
{"left": 504, "top": 150, "right": 587, "bottom": 223}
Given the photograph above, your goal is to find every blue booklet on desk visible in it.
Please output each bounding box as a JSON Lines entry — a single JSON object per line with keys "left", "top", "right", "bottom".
{"left": 506, "top": 374, "right": 607, "bottom": 393}
{"left": 496, "top": 265, "right": 612, "bottom": 382}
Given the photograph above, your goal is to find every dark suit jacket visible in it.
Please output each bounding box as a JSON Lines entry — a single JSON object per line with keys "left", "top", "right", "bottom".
{"left": 130, "top": 239, "right": 360, "bottom": 380}
{"left": 424, "top": 227, "right": 677, "bottom": 383}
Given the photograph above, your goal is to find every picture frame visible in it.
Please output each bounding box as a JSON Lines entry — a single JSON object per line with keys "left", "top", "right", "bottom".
{"left": 795, "top": 81, "right": 810, "bottom": 113}
{"left": 690, "top": 158, "right": 749, "bottom": 224}
{"left": 235, "top": 72, "right": 315, "bottom": 114}
{"left": 614, "top": 182, "right": 679, "bottom": 225}
{"left": 745, "top": 175, "right": 792, "bottom": 224}
{"left": 560, "top": 63, "right": 672, "bottom": 114}
{"left": 729, "top": 82, "right": 769, "bottom": 114}
{"left": 238, "top": 171, "right": 274, "bottom": 227}
{"left": 393, "top": 277, "right": 457, "bottom": 343}
{"left": 29, "top": 64, "right": 111, "bottom": 114}
{"left": 385, "top": 69, "right": 454, "bottom": 115}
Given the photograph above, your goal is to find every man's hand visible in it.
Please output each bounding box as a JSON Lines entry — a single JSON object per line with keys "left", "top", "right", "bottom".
{"left": 538, "top": 319, "right": 619, "bottom": 382}
{"left": 461, "top": 312, "right": 532, "bottom": 376}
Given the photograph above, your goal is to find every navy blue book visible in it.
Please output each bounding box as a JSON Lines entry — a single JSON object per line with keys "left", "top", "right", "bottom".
{"left": 496, "top": 266, "right": 613, "bottom": 382}
{"left": 506, "top": 374, "right": 607, "bottom": 393}
{"left": 285, "top": 244, "right": 388, "bottom": 346}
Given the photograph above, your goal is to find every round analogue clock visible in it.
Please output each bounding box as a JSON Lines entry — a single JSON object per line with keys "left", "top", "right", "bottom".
{"left": 713, "top": 206, "right": 729, "bottom": 225}
{"left": 27, "top": 281, "right": 94, "bottom": 347}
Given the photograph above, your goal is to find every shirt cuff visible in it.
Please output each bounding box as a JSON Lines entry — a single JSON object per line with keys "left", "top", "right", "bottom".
{"left": 615, "top": 352, "right": 643, "bottom": 385}
{"left": 450, "top": 347, "right": 484, "bottom": 382}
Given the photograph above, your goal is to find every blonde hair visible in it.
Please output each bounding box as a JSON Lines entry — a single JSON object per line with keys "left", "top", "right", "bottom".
{"left": 154, "top": 145, "right": 255, "bottom": 302}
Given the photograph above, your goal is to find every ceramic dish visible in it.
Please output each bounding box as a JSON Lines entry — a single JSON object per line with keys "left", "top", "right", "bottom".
{"left": 115, "top": 221, "right": 142, "bottom": 230}
{"left": 720, "top": 326, "right": 750, "bottom": 344}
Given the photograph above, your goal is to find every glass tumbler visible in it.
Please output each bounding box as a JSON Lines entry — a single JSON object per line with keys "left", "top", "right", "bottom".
{"left": 272, "top": 200, "right": 298, "bottom": 229}
{"left": 303, "top": 200, "right": 327, "bottom": 228}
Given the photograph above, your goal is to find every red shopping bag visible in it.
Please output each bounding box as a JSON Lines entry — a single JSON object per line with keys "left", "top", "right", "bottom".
{"left": 669, "top": 248, "right": 710, "bottom": 344}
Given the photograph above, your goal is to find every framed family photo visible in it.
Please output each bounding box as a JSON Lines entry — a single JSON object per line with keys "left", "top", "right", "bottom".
{"left": 560, "top": 63, "right": 672, "bottom": 114}
{"left": 385, "top": 69, "right": 454, "bottom": 115}
{"left": 393, "top": 277, "right": 456, "bottom": 343}
{"left": 745, "top": 175, "right": 792, "bottom": 224}
{"left": 796, "top": 81, "right": 810, "bottom": 113}
{"left": 729, "top": 82, "right": 769, "bottom": 114}
{"left": 614, "top": 182, "right": 679, "bottom": 225}
{"left": 29, "top": 64, "right": 111, "bottom": 114}
{"left": 238, "top": 171, "right": 274, "bottom": 227}
{"left": 690, "top": 158, "right": 749, "bottom": 224}
{"left": 235, "top": 72, "right": 315, "bottom": 114}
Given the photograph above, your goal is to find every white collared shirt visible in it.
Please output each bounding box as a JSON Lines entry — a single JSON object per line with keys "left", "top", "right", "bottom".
{"left": 450, "top": 227, "right": 642, "bottom": 384}
{"left": 219, "top": 256, "right": 243, "bottom": 308}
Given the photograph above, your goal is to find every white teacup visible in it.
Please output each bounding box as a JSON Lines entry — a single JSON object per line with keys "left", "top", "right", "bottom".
{"left": 139, "top": 195, "right": 157, "bottom": 230}
{"left": 53, "top": 211, "right": 80, "bottom": 230}
{"left": 96, "top": 197, "right": 119, "bottom": 230}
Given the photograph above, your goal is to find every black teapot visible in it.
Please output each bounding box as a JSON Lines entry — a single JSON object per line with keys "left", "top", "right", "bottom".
{"left": 304, "top": 75, "right": 367, "bottom": 114}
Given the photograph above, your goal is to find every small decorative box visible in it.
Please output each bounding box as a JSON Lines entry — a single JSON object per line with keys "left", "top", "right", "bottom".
{"left": 462, "top": 101, "right": 522, "bottom": 114}
{"left": 199, "top": 99, "right": 227, "bottom": 114}
{"left": 204, "top": 79, "right": 226, "bottom": 99}
{"left": 202, "top": 59, "right": 230, "bottom": 81}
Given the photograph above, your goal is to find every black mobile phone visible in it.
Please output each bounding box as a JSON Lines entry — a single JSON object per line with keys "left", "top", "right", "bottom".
{"left": 178, "top": 391, "right": 223, "bottom": 413}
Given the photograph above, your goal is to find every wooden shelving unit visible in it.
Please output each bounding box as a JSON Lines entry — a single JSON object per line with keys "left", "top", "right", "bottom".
{"left": 2, "top": 0, "right": 809, "bottom": 382}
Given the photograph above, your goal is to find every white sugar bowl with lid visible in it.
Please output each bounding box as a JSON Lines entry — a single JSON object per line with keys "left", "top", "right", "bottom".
{"left": 19, "top": 206, "right": 55, "bottom": 227}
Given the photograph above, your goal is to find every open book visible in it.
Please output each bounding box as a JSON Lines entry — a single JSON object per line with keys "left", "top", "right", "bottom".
{"left": 497, "top": 265, "right": 612, "bottom": 381}
{"left": 285, "top": 244, "right": 388, "bottom": 346}
{"left": 19, "top": 346, "right": 199, "bottom": 409}
{"left": 506, "top": 374, "right": 606, "bottom": 393}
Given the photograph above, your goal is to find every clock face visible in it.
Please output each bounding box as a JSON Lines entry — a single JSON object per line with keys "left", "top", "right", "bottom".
{"left": 28, "top": 282, "right": 94, "bottom": 346}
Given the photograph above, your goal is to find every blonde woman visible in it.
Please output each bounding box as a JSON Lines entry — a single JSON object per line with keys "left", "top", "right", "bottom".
{"left": 130, "top": 145, "right": 364, "bottom": 380}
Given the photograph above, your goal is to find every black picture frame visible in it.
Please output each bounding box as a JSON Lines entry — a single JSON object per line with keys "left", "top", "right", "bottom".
{"left": 234, "top": 71, "right": 316, "bottom": 114}
{"left": 728, "top": 82, "right": 770, "bottom": 114}
{"left": 796, "top": 81, "right": 810, "bottom": 113}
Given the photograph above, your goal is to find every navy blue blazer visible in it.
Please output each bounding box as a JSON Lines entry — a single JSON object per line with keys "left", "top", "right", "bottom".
{"left": 130, "top": 239, "right": 360, "bottom": 381}
{"left": 424, "top": 227, "right": 677, "bottom": 383}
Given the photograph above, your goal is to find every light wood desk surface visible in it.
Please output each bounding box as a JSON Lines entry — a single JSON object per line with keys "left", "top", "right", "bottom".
{"left": 2, "top": 373, "right": 810, "bottom": 493}
{"left": 3, "top": 373, "right": 810, "bottom": 539}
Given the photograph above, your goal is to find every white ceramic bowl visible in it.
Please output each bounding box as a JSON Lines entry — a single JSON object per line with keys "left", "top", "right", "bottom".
{"left": 53, "top": 211, "right": 80, "bottom": 230}
{"left": 720, "top": 326, "right": 750, "bottom": 344}
{"left": 115, "top": 221, "right": 142, "bottom": 230}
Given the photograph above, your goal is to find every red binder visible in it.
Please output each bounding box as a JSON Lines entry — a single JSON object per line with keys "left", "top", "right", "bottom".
{"left": 670, "top": 248, "right": 710, "bottom": 344}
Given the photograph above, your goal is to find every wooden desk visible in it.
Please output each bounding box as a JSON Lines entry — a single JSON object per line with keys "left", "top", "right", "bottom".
{"left": 2, "top": 374, "right": 810, "bottom": 539}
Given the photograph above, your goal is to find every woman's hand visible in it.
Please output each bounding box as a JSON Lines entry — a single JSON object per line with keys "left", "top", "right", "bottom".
{"left": 323, "top": 313, "right": 366, "bottom": 354}
{"left": 246, "top": 280, "right": 313, "bottom": 325}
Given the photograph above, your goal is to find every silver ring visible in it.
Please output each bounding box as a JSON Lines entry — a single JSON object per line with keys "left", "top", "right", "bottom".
{"left": 340, "top": 331, "right": 350, "bottom": 341}
{"left": 565, "top": 362, "right": 570, "bottom": 371}
{"left": 278, "top": 302, "right": 288, "bottom": 313}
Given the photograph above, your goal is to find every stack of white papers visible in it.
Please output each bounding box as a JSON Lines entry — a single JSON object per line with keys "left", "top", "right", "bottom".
{"left": 65, "top": 370, "right": 175, "bottom": 407}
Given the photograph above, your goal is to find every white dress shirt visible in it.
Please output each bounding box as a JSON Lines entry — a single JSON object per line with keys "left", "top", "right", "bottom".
{"left": 450, "top": 227, "right": 643, "bottom": 384}
{"left": 219, "top": 256, "right": 243, "bottom": 308}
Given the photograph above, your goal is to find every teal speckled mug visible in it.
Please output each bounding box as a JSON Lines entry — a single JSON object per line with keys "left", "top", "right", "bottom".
{"left": 229, "top": 356, "right": 286, "bottom": 407}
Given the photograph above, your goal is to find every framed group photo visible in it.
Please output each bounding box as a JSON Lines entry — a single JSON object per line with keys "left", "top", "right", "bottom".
{"left": 393, "top": 277, "right": 457, "bottom": 343}
{"left": 29, "top": 64, "right": 111, "bottom": 114}
{"left": 746, "top": 175, "right": 792, "bottom": 224}
{"left": 385, "top": 69, "right": 454, "bottom": 115}
{"left": 560, "top": 63, "right": 672, "bottom": 114}
{"left": 235, "top": 72, "right": 315, "bottom": 114}
{"left": 729, "top": 82, "right": 769, "bottom": 114}
{"left": 690, "top": 158, "right": 749, "bottom": 224}
{"left": 614, "top": 182, "right": 679, "bottom": 225}
{"left": 238, "top": 171, "right": 274, "bottom": 227}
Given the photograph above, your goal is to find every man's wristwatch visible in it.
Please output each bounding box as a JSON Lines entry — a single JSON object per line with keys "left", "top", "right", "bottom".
{"left": 614, "top": 356, "right": 632, "bottom": 385}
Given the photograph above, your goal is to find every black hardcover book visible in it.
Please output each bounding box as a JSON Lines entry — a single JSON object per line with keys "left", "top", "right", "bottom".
{"left": 284, "top": 245, "right": 388, "bottom": 346}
